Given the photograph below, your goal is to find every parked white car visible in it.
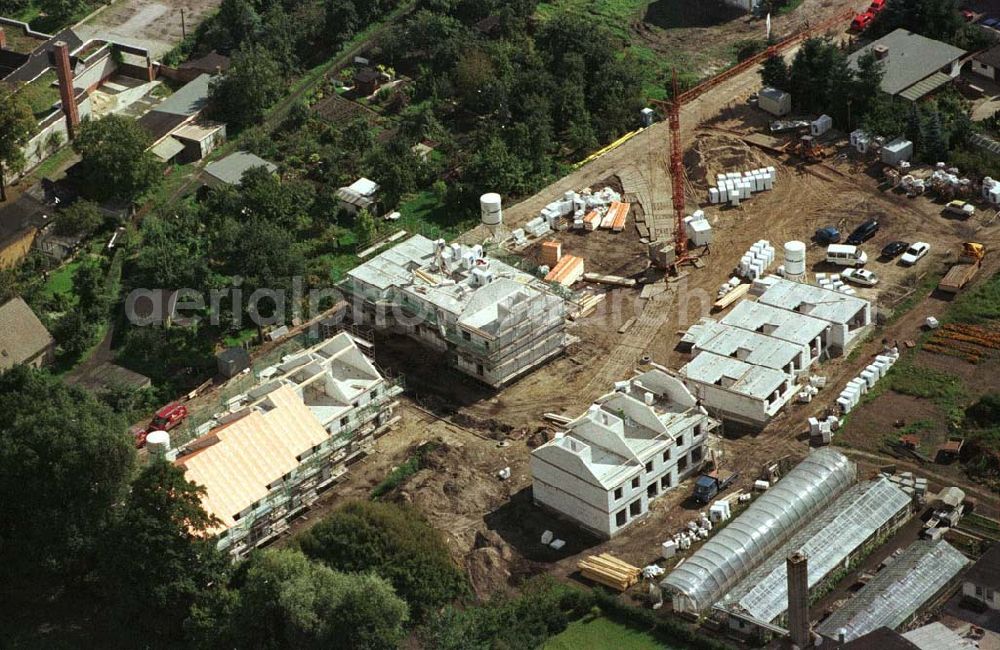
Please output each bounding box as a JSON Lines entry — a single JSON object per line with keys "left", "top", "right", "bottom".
{"left": 900, "top": 242, "right": 930, "bottom": 266}
{"left": 944, "top": 200, "right": 975, "bottom": 218}
{"left": 841, "top": 268, "right": 879, "bottom": 286}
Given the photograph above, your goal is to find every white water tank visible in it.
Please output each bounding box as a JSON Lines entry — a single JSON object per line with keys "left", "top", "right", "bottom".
{"left": 146, "top": 430, "right": 171, "bottom": 459}
{"left": 784, "top": 240, "right": 806, "bottom": 277}
{"left": 480, "top": 193, "right": 502, "bottom": 226}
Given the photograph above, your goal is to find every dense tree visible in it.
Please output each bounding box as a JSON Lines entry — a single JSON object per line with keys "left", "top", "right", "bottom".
{"left": 187, "top": 548, "right": 409, "bottom": 649}
{"left": 0, "top": 367, "right": 134, "bottom": 587}
{"left": 354, "top": 207, "right": 377, "bottom": 245}
{"left": 132, "top": 208, "right": 212, "bottom": 291}
{"left": 97, "top": 461, "right": 225, "bottom": 646}
{"left": 54, "top": 199, "right": 105, "bottom": 237}
{"left": 73, "top": 114, "right": 161, "bottom": 202}
{"left": 297, "top": 500, "right": 467, "bottom": 620}
{"left": 0, "top": 89, "right": 36, "bottom": 202}
{"left": 760, "top": 52, "right": 790, "bottom": 90}
{"left": 210, "top": 45, "right": 285, "bottom": 128}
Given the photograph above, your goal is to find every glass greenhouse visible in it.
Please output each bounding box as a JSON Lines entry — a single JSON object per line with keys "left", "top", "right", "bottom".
{"left": 718, "top": 477, "right": 912, "bottom": 623}
{"left": 816, "top": 539, "right": 969, "bottom": 641}
{"left": 661, "top": 448, "right": 857, "bottom": 613}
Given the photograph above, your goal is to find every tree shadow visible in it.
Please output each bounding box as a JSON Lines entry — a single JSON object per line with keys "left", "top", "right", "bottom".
{"left": 644, "top": 0, "right": 746, "bottom": 30}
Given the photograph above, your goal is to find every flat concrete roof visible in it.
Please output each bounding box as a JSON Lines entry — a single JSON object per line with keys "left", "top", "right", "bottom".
{"left": 722, "top": 300, "right": 828, "bottom": 347}
{"left": 756, "top": 279, "right": 868, "bottom": 325}
{"left": 680, "top": 351, "right": 788, "bottom": 400}
{"left": 693, "top": 321, "right": 801, "bottom": 371}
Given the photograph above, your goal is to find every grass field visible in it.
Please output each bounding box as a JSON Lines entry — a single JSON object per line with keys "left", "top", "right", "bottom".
{"left": 544, "top": 616, "right": 675, "bottom": 650}
{"left": 39, "top": 260, "right": 81, "bottom": 304}
{"left": 534, "top": 0, "right": 649, "bottom": 38}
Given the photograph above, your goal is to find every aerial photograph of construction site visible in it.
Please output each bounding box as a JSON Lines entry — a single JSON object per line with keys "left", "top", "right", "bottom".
{"left": 3, "top": 0, "right": 1000, "bottom": 647}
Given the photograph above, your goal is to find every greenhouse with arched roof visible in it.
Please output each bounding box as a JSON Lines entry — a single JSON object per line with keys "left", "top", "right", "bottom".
{"left": 661, "top": 448, "right": 857, "bottom": 613}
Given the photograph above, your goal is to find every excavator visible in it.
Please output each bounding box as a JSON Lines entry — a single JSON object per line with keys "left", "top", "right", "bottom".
{"left": 784, "top": 135, "right": 829, "bottom": 163}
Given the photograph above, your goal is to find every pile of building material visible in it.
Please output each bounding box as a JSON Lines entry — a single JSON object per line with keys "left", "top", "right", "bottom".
{"left": 900, "top": 175, "right": 926, "bottom": 196}
{"left": 716, "top": 276, "right": 742, "bottom": 301}
{"left": 523, "top": 216, "right": 552, "bottom": 238}
{"left": 708, "top": 168, "right": 776, "bottom": 206}
{"left": 797, "top": 375, "right": 829, "bottom": 405}
{"left": 560, "top": 187, "right": 622, "bottom": 230}
{"left": 540, "top": 240, "right": 562, "bottom": 267}
{"left": 982, "top": 177, "right": 1000, "bottom": 205}
{"left": 885, "top": 472, "right": 928, "bottom": 501}
{"left": 579, "top": 553, "right": 641, "bottom": 591}
{"left": 807, "top": 414, "right": 840, "bottom": 445}
{"left": 541, "top": 191, "right": 584, "bottom": 228}
{"left": 598, "top": 201, "right": 629, "bottom": 232}
{"left": 814, "top": 273, "right": 857, "bottom": 296}
{"left": 836, "top": 348, "right": 899, "bottom": 415}
{"left": 737, "top": 240, "right": 775, "bottom": 280}
{"left": 684, "top": 210, "right": 713, "bottom": 247}
{"left": 545, "top": 254, "right": 584, "bottom": 286}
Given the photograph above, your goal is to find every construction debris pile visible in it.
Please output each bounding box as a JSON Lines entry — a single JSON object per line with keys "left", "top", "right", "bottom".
{"left": 708, "top": 167, "right": 776, "bottom": 207}
{"left": 807, "top": 412, "right": 840, "bottom": 445}
{"left": 579, "top": 553, "right": 641, "bottom": 592}
{"left": 797, "top": 375, "right": 829, "bottom": 405}
{"left": 836, "top": 347, "right": 899, "bottom": 415}
{"left": 737, "top": 240, "right": 775, "bottom": 280}
{"left": 929, "top": 163, "right": 972, "bottom": 199}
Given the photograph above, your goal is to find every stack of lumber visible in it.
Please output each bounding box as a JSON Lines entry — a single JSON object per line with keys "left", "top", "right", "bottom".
{"left": 600, "top": 201, "right": 630, "bottom": 231}
{"left": 540, "top": 240, "right": 563, "bottom": 266}
{"left": 544, "top": 255, "right": 584, "bottom": 286}
{"left": 578, "top": 553, "right": 641, "bottom": 591}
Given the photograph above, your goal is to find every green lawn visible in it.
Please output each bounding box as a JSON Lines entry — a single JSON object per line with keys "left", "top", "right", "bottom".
{"left": 535, "top": 0, "right": 650, "bottom": 39}
{"left": 545, "top": 616, "right": 676, "bottom": 650}
{"left": 395, "top": 189, "right": 475, "bottom": 242}
{"left": 40, "top": 260, "right": 81, "bottom": 303}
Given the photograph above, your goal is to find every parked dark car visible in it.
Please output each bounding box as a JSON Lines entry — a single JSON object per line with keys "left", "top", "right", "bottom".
{"left": 814, "top": 226, "right": 841, "bottom": 245}
{"left": 847, "top": 218, "right": 879, "bottom": 245}
{"left": 881, "top": 240, "right": 909, "bottom": 259}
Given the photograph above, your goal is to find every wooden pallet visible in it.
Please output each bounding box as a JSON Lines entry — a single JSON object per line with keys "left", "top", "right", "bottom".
{"left": 578, "top": 553, "right": 641, "bottom": 592}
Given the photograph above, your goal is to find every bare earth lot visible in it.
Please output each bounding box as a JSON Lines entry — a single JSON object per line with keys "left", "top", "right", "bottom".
{"left": 74, "top": 0, "right": 221, "bottom": 58}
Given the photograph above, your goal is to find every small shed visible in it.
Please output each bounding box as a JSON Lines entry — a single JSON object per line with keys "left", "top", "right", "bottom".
{"left": 354, "top": 67, "right": 380, "bottom": 96}
{"left": 336, "top": 177, "right": 380, "bottom": 215}
{"left": 217, "top": 347, "right": 251, "bottom": 378}
{"left": 881, "top": 138, "right": 914, "bottom": 166}
{"left": 759, "top": 87, "right": 791, "bottom": 117}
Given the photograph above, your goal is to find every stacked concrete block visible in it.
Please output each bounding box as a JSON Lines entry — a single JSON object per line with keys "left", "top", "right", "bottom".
{"left": 738, "top": 240, "right": 775, "bottom": 280}
{"left": 708, "top": 167, "right": 776, "bottom": 205}
{"left": 836, "top": 349, "right": 899, "bottom": 414}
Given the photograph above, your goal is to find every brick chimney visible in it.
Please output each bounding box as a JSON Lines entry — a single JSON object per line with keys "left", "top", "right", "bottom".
{"left": 786, "top": 551, "right": 810, "bottom": 649}
{"left": 53, "top": 41, "right": 80, "bottom": 139}
{"left": 0, "top": 27, "right": 7, "bottom": 50}
{"left": 874, "top": 44, "right": 889, "bottom": 61}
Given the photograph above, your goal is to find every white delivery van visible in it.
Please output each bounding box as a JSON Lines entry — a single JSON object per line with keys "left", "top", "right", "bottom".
{"left": 826, "top": 244, "right": 868, "bottom": 267}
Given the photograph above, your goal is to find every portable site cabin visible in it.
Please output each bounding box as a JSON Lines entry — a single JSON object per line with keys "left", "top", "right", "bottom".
{"left": 881, "top": 138, "right": 914, "bottom": 166}
{"left": 759, "top": 87, "right": 791, "bottom": 117}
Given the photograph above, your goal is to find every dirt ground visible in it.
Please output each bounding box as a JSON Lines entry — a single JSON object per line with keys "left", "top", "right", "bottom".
{"left": 74, "top": 0, "right": 221, "bottom": 58}
{"left": 635, "top": 0, "right": 872, "bottom": 78}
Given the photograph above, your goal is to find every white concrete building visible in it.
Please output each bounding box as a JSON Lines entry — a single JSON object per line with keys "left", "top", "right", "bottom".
{"left": 756, "top": 278, "right": 872, "bottom": 356}
{"left": 345, "top": 235, "right": 567, "bottom": 387}
{"left": 688, "top": 320, "right": 811, "bottom": 377}
{"left": 721, "top": 301, "right": 827, "bottom": 366}
{"left": 678, "top": 352, "right": 798, "bottom": 429}
{"left": 531, "top": 369, "right": 718, "bottom": 538}
{"left": 175, "top": 333, "right": 401, "bottom": 557}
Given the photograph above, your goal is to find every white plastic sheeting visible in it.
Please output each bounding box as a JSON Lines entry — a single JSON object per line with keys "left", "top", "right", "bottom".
{"left": 661, "top": 448, "right": 857, "bottom": 613}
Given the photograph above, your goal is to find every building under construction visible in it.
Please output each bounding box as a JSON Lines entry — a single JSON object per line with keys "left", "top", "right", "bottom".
{"left": 345, "top": 235, "right": 568, "bottom": 387}
{"left": 175, "top": 333, "right": 402, "bottom": 558}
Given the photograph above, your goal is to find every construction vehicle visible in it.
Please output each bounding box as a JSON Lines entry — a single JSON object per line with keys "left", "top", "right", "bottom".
{"left": 130, "top": 402, "right": 189, "bottom": 448}
{"left": 693, "top": 469, "right": 739, "bottom": 504}
{"left": 939, "top": 242, "right": 986, "bottom": 294}
{"left": 786, "top": 135, "right": 828, "bottom": 162}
